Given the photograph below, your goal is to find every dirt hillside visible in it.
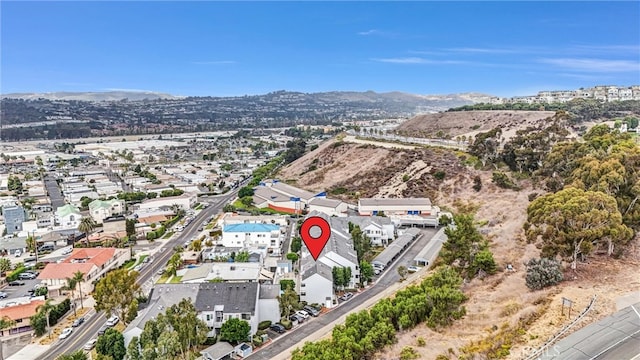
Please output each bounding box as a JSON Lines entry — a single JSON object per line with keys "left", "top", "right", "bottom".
{"left": 396, "top": 110, "right": 557, "bottom": 142}
{"left": 278, "top": 136, "right": 640, "bottom": 360}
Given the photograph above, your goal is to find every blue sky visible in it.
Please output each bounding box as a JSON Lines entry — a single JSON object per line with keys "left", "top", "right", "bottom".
{"left": 2, "top": 1, "right": 639, "bottom": 97}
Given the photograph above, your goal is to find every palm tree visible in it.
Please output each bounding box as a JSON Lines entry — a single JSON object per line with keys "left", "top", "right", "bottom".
{"left": 64, "top": 278, "right": 77, "bottom": 317}
{"left": 0, "top": 315, "right": 16, "bottom": 359}
{"left": 72, "top": 271, "right": 85, "bottom": 309}
{"left": 36, "top": 299, "right": 56, "bottom": 339}
{"left": 77, "top": 217, "right": 97, "bottom": 246}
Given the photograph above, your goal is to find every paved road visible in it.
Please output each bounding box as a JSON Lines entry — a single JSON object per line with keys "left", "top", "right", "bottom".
{"left": 38, "top": 189, "right": 241, "bottom": 360}
{"left": 246, "top": 227, "right": 439, "bottom": 360}
{"left": 538, "top": 301, "right": 640, "bottom": 360}
{"left": 43, "top": 174, "right": 64, "bottom": 209}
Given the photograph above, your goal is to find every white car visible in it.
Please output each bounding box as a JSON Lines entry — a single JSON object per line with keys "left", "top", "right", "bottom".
{"left": 14, "top": 250, "right": 21, "bottom": 258}
{"left": 83, "top": 338, "right": 97, "bottom": 350}
{"left": 295, "top": 310, "right": 310, "bottom": 319}
{"left": 106, "top": 315, "right": 119, "bottom": 327}
{"left": 62, "top": 247, "right": 73, "bottom": 255}
{"left": 407, "top": 266, "right": 421, "bottom": 273}
{"left": 59, "top": 327, "right": 73, "bottom": 339}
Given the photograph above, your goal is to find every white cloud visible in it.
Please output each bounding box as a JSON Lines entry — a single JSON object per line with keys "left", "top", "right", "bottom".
{"left": 539, "top": 58, "right": 640, "bottom": 72}
{"left": 444, "top": 47, "right": 521, "bottom": 54}
{"left": 372, "top": 57, "right": 466, "bottom": 65}
{"left": 357, "top": 29, "right": 381, "bottom": 36}
{"left": 569, "top": 44, "right": 640, "bottom": 54}
{"left": 191, "top": 60, "right": 237, "bottom": 65}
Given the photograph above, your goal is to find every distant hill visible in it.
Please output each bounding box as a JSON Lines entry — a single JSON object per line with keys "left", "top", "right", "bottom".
{"left": 1, "top": 91, "right": 178, "bottom": 101}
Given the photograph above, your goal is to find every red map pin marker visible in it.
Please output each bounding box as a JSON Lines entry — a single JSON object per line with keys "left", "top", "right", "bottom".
{"left": 300, "top": 216, "right": 331, "bottom": 261}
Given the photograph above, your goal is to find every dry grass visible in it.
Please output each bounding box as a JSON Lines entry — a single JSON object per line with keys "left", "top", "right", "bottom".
{"left": 278, "top": 135, "right": 640, "bottom": 360}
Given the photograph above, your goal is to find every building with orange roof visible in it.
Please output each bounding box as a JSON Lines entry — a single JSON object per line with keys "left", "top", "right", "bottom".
{"left": 0, "top": 298, "right": 44, "bottom": 336}
{"left": 38, "top": 247, "right": 131, "bottom": 297}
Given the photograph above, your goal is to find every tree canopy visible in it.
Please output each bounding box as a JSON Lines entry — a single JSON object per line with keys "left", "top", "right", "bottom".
{"left": 94, "top": 268, "right": 141, "bottom": 324}
{"left": 220, "top": 318, "right": 251, "bottom": 345}
{"left": 525, "top": 187, "right": 633, "bottom": 269}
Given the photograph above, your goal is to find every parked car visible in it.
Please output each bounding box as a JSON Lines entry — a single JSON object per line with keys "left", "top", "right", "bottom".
{"left": 9, "top": 281, "right": 25, "bottom": 286}
{"left": 295, "top": 310, "right": 310, "bottom": 320}
{"left": 106, "top": 315, "right": 119, "bottom": 327}
{"left": 133, "top": 264, "right": 143, "bottom": 272}
{"left": 289, "top": 314, "right": 304, "bottom": 323}
{"left": 97, "top": 325, "right": 109, "bottom": 336}
{"left": 0, "top": 292, "right": 8, "bottom": 299}
{"left": 407, "top": 266, "right": 420, "bottom": 273}
{"left": 83, "top": 339, "right": 97, "bottom": 350}
{"left": 339, "top": 292, "right": 354, "bottom": 301}
{"left": 157, "top": 268, "right": 166, "bottom": 275}
{"left": 72, "top": 317, "right": 85, "bottom": 327}
{"left": 269, "top": 324, "right": 286, "bottom": 333}
{"left": 59, "top": 327, "right": 73, "bottom": 339}
{"left": 19, "top": 272, "right": 37, "bottom": 280}
{"left": 303, "top": 306, "right": 320, "bottom": 317}
{"left": 14, "top": 250, "right": 21, "bottom": 258}
{"left": 62, "top": 247, "right": 73, "bottom": 255}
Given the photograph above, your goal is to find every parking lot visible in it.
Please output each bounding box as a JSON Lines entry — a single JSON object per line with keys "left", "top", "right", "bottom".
{"left": 1, "top": 278, "right": 43, "bottom": 301}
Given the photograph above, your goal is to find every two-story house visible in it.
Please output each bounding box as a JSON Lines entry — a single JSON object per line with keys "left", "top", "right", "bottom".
{"left": 55, "top": 204, "right": 83, "bottom": 229}
{"left": 221, "top": 223, "right": 281, "bottom": 251}
{"left": 299, "top": 212, "right": 360, "bottom": 308}
{"left": 88, "top": 199, "right": 125, "bottom": 224}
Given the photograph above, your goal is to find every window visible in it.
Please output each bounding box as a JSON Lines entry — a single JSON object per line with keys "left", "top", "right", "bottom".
{"left": 301, "top": 283, "right": 305, "bottom": 287}
{"left": 242, "top": 313, "right": 251, "bottom": 320}
{"left": 206, "top": 314, "right": 211, "bottom": 321}
{"left": 301, "top": 292, "right": 306, "bottom": 296}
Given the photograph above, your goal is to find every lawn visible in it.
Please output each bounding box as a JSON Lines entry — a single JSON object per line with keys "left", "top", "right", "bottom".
{"left": 194, "top": 203, "right": 203, "bottom": 210}
{"left": 156, "top": 274, "right": 169, "bottom": 284}
{"left": 169, "top": 275, "right": 183, "bottom": 284}
{"left": 162, "top": 231, "right": 175, "bottom": 239}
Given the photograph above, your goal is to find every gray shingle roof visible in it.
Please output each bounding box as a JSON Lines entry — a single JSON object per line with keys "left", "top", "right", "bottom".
{"left": 195, "top": 282, "right": 258, "bottom": 314}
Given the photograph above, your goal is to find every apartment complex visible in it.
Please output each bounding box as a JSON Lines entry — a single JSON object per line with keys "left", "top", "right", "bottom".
{"left": 490, "top": 85, "right": 640, "bottom": 104}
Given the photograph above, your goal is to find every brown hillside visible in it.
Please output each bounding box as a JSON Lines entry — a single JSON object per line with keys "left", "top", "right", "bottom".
{"left": 397, "top": 110, "right": 557, "bottom": 141}
{"left": 278, "top": 138, "right": 472, "bottom": 203}
{"left": 278, "top": 136, "right": 640, "bottom": 360}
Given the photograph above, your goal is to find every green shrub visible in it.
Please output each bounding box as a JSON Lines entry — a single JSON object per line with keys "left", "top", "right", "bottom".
{"left": 6, "top": 266, "right": 26, "bottom": 282}
{"left": 492, "top": 172, "right": 519, "bottom": 190}
{"left": 472, "top": 175, "right": 482, "bottom": 192}
{"left": 279, "top": 319, "right": 292, "bottom": 330}
{"left": 400, "top": 346, "right": 420, "bottom": 360}
{"left": 433, "top": 170, "right": 446, "bottom": 180}
{"left": 402, "top": 174, "right": 410, "bottom": 182}
{"left": 258, "top": 320, "right": 272, "bottom": 330}
{"left": 525, "top": 258, "right": 563, "bottom": 290}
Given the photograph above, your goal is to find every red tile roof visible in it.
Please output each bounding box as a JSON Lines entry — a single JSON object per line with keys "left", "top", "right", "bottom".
{"left": 0, "top": 300, "right": 44, "bottom": 321}
{"left": 63, "top": 248, "right": 116, "bottom": 267}
{"left": 38, "top": 263, "right": 96, "bottom": 280}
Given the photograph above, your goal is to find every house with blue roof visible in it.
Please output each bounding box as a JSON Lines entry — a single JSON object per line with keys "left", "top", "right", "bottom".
{"left": 221, "top": 223, "right": 282, "bottom": 251}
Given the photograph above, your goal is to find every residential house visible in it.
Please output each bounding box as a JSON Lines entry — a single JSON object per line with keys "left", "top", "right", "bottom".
{"left": 2, "top": 205, "right": 26, "bottom": 235}
{"left": 135, "top": 192, "right": 197, "bottom": 212}
{"left": 55, "top": 204, "right": 83, "bottom": 229}
{"left": 88, "top": 199, "right": 125, "bottom": 224}
{"left": 257, "top": 284, "right": 280, "bottom": 324}
{"left": 0, "top": 298, "right": 45, "bottom": 336}
{"left": 196, "top": 282, "right": 260, "bottom": 337}
{"left": 341, "top": 216, "right": 395, "bottom": 247}
{"left": 221, "top": 223, "right": 281, "bottom": 251}
{"left": 124, "top": 282, "right": 262, "bottom": 343}
{"left": 37, "top": 247, "right": 130, "bottom": 296}
{"left": 181, "top": 262, "right": 273, "bottom": 284}
{"left": 299, "top": 212, "right": 360, "bottom": 308}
